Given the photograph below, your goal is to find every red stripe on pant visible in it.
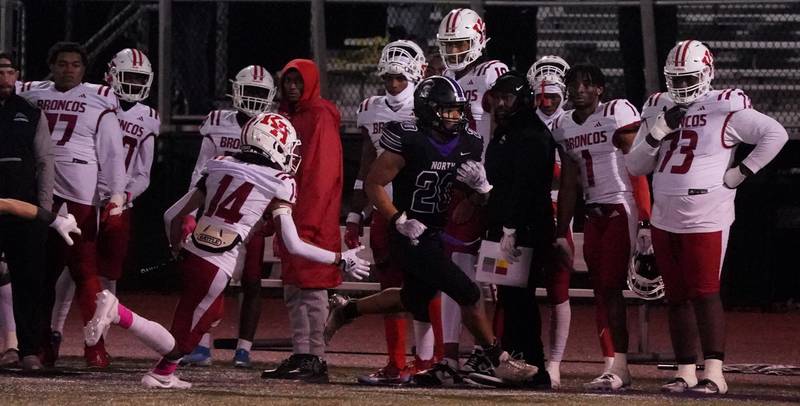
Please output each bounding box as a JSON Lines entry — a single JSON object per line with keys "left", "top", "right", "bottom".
{"left": 170, "top": 251, "right": 227, "bottom": 354}
{"left": 48, "top": 197, "right": 101, "bottom": 324}
{"left": 582, "top": 204, "right": 632, "bottom": 358}
{"left": 651, "top": 226, "right": 723, "bottom": 302}
{"left": 97, "top": 209, "right": 132, "bottom": 281}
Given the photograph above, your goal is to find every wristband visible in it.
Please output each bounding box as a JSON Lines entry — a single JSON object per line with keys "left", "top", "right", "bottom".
{"left": 637, "top": 219, "right": 650, "bottom": 229}
{"left": 36, "top": 207, "right": 56, "bottom": 225}
{"left": 390, "top": 211, "right": 403, "bottom": 226}
{"left": 271, "top": 206, "right": 292, "bottom": 218}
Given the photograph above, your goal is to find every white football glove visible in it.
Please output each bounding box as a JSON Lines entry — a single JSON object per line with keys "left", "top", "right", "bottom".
{"left": 456, "top": 160, "right": 492, "bottom": 194}
{"left": 723, "top": 163, "right": 753, "bottom": 189}
{"left": 50, "top": 213, "right": 81, "bottom": 246}
{"left": 500, "top": 227, "right": 521, "bottom": 263}
{"left": 340, "top": 246, "right": 371, "bottom": 280}
{"left": 394, "top": 212, "right": 427, "bottom": 243}
{"left": 109, "top": 193, "right": 126, "bottom": 216}
{"left": 637, "top": 227, "right": 653, "bottom": 255}
{"left": 649, "top": 105, "right": 687, "bottom": 142}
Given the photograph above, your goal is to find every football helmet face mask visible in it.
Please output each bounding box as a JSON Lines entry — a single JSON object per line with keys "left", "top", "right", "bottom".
{"left": 377, "top": 40, "right": 427, "bottom": 83}
{"left": 437, "top": 8, "right": 488, "bottom": 72}
{"left": 106, "top": 48, "right": 153, "bottom": 102}
{"left": 230, "top": 65, "right": 276, "bottom": 117}
{"left": 627, "top": 252, "right": 665, "bottom": 301}
{"left": 241, "top": 112, "right": 301, "bottom": 174}
{"left": 527, "top": 55, "right": 570, "bottom": 92}
{"left": 664, "top": 40, "right": 714, "bottom": 105}
{"left": 413, "top": 75, "right": 468, "bottom": 137}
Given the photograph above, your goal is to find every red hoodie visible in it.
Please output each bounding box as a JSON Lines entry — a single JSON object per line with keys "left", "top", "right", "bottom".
{"left": 276, "top": 59, "right": 344, "bottom": 288}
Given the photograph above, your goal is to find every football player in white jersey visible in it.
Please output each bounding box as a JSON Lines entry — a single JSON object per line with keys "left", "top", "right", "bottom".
{"left": 551, "top": 64, "right": 653, "bottom": 391}
{"left": 626, "top": 40, "right": 788, "bottom": 395}
{"left": 83, "top": 112, "right": 369, "bottom": 389}
{"left": 182, "top": 65, "right": 277, "bottom": 368}
{"left": 19, "top": 41, "right": 127, "bottom": 368}
{"left": 343, "top": 40, "right": 437, "bottom": 385}
{"left": 48, "top": 48, "right": 160, "bottom": 355}
{"left": 526, "top": 55, "right": 585, "bottom": 388}
{"left": 435, "top": 6, "right": 509, "bottom": 375}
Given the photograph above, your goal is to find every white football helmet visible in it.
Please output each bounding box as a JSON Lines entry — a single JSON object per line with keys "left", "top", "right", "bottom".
{"left": 377, "top": 40, "right": 427, "bottom": 83}
{"left": 106, "top": 48, "right": 153, "bottom": 102}
{"left": 527, "top": 55, "right": 570, "bottom": 92}
{"left": 229, "top": 65, "right": 276, "bottom": 117}
{"left": 241, "top": 112, "right": 301, "bottom": 174}
{"left": 627, "top": 253, "right": 665, "bottom": 301}
{"left": 664, "top": 40, "right": 715, "bottom": 105}
{"left": 436, "top": 8, "right": 488, "bottom": 71}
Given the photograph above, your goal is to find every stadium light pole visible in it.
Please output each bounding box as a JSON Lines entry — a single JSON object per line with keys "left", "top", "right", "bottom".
{"left": 158, "top": 0, "right": 172, "bottom": 130}
{"left": 311, "top": 0, "right": 328, "bottom": 98}
{"left": 640, "top": 0, "right": 660, "bottom": 97}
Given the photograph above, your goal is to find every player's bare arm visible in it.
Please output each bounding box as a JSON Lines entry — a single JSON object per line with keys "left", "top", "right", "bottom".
{"left": 365, "top": 149, "right": 405, "bottom": 221}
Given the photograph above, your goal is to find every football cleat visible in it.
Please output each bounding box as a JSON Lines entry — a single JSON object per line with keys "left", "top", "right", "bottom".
{"left": 661, "top": 377, "right": 692, "bottom": 393}
{"left": 262, "top": 355, "right": 301, "bottom": 379}
{"left": 357, "top": 363, "right": 411, "bottom": 386}
{"left": 406, "top": 356, "right": 435, "bottom": 376}
{"left": 546, "top": 361, "right": 562, "bottom": 389}
{"left": 84, "top": 343, "right": 110, "bottom": 368}
{"left": 460, "top": 346, "right": 492, "bottom": 375}
{"left": 233, "top": 348, "right": 251, "bottom": 368}
{"left": 583, "top": 371, "right": 631, "bottom": 391}
{"left": 323, "top": 294, "right": 353, "bottom": 344}
{"left": 414, "top": 361, "right": 463, "bottom": 387}
{"left": 84, "top": 290, "right": 119, "bottom": 347}
{"left": 689, "top": 378, "right": 728, "bottom": 395}
{"left": 21, "top": 355, "right": 43, "bottom": 372}
{"left": 0, "top": 348, "right": 20, "bottom": 367}
{"left": 41, "top": 330, "right": 62, "bottom": 367}
{"left": 180, "top": 345, "right": 212, "bottom": 367}
{"left": 468, "top": 351, "right": 538, "bottom": 386}
{"left": 141, "top": 371, "right": 192, "bottom": 389}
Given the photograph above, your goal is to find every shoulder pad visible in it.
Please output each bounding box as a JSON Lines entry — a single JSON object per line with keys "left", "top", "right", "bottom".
{"left": 476, "top": 60, "right": 509, "bottom": 82}
{"left": 603, "top": 99, "right": 640, "bottom": 128}
{"left": 465, "top": 126, "right": 481, "bottom": 139}
{"left": 84, "top": 83, "right": 118, "bottom": 108}
{"left": 714, "top": 88, "right": 752, "bottom": 113}
{"left": 200, "top": 110, "right": 234, "bottom": 133}
{"left": 274, "top": 172, "right": 297, "bottom": 204}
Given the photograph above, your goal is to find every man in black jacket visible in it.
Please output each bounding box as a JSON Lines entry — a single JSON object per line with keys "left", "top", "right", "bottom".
{"left": 484, "top": 71, "right": 555, "bottom": 387}
{"left": 0, "top": 52, "right": 54, "bottom": 371}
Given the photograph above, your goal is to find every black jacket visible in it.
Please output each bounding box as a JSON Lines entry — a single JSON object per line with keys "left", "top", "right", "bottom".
{"left": 485, "top": 105, "right": 555, "bottom": 247}
{"left": 0, "top": 95, "right": 42, "bottom": 205}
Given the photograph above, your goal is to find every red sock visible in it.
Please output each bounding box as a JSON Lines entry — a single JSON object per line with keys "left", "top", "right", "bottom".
{"left": 493, "top": 302, "right": 505, "bottom": 341}
{"left": 428, "top": 296, "right": 444, "bottom": 361}
{"left": 596, "top": 302, "right": 615, "bottom": 357}
{"left": 384, "top": 315, "right": 406, "bottom": 368}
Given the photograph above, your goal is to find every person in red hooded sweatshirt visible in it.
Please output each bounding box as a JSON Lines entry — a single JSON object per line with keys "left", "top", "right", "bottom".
{"left": 261, "top": 59, "right": 343, "bottom": 383}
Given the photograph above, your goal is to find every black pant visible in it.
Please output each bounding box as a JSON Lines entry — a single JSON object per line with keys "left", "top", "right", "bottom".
{"left": 0, "top": 219, "right": 47, "bottom": 356}
{"left": 391, "top": 229, "right": 481, "bottom": 322}
{"left": 492, "top": 227, "right": 553, "bottom": 369}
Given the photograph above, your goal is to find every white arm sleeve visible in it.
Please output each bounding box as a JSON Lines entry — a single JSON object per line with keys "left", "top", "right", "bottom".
{"left": 275, "top": 211, "right": 337, "bottom": 265}
{"left": 126, "top": 134, "right": 156, "bottom": 201}
{"left": 96, "top": 111, "right": 127, "bottom": 196}
{"left": 625, "top": 124, "right": 660, "bottom": 176}
{"left": 724, "top": 109, "right": 789, "bottom": 173}
{"left": 190, "top": 136, "right": 217, "bottom": 187}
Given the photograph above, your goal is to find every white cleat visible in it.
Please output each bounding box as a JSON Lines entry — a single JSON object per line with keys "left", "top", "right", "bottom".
{"left": 84, "top": 290, "right": 119, "bottom": 346}
{"left": 141, "top": 371, "right": 192, "bottom": 389}
{"left": 689, "top": 378, "right": 728, "bottom": 395}
{"left": 546, "top": 362, "right": 561, "bottom": 389}
{"left": 583, "top": 371, "right": 631, "bottom": 391}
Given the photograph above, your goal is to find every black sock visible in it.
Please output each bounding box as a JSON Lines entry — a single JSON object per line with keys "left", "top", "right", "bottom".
{"left": 343, "top": 300, "right": 359, "bottom": 320}
{"left": 481, "top": 340, "right": 503, "bottom": 367}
